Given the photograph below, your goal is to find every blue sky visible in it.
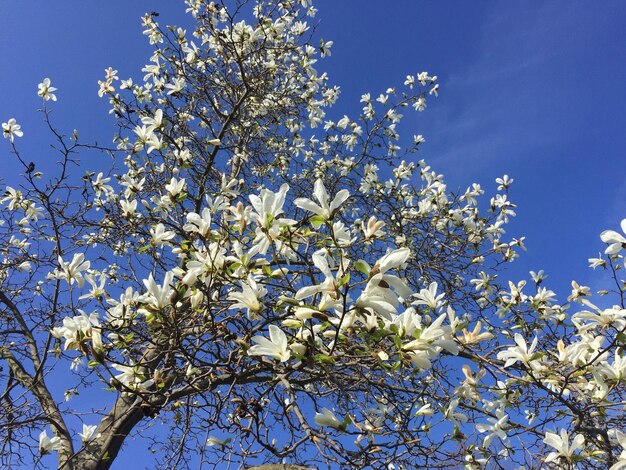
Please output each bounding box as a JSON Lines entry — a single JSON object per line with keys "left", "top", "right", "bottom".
{"left": 1, "top": 0, "right": 625, "bottom": 467}
{"left": 2, "top": 0, "right": 624, "bottom": 297}
{"left": 313, "top": 0, "right": 626, "bottom": 294}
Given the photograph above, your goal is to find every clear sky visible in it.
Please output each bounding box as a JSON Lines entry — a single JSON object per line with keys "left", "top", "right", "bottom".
{"left": 1, "top": 0, "right": 625, "bottom": 467}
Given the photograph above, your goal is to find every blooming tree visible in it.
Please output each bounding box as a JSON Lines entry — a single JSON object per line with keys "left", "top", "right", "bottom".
{"left": 1, "top": 1, "right": 625, "bottom": 469}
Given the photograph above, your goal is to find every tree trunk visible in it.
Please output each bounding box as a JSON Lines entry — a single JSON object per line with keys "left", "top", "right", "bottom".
{"left": 246, "top": 465, "right": 316, "bottom": 470}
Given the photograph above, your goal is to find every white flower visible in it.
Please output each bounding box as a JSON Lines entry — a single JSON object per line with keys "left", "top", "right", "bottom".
{"left": 495, "top": 175, "right": 513, "bottom": 190}
{"left": 458, "top": 322, "right": 493, "bottom": 345}
{"left": 415, "top": 403, "right": 433, "bottom": 416}
{"left": 402, "top": 313, "right": 459, "bottom": 362}
{"left": 206, "top": 435, "right": 230, "bottom": 447}
{"left": 141, "top": 109, "right": 164, "bottom": 132}
{"left": 17, "top": 261, "right": 32, "bottom": 271}
{"left": 150, "top": 223, "right": 176, "bottom": 246}
{"left": 249, "top": 184, "right": 290, "bottom": 225}
{"left": 568, "top": 280, "right": 590, "bottom": 302}
{"left": 248, "top": 325, "right": 291, "bottom": 362}
{"left": 37, "top": 78, "right": 58, "bottom": 101}
{"left": 111, "top": 362, "right": 154, "bottom": 391}
{"left": 497, "top": 333, "right": 539, "bottom": 369}
{"left": 377, "top": 247, "right": 410, "bottom": 274}
{"left": 249, "top": 184, "right": 296, "bottom": 253}
{"left": 543, "top": 429, "right": 584, "bottom": 464}
{"left": 55, "top": 253, "right": 90, "bottom": 288}
{"left": 51, "top": 311, "right": 100, "bottom": 351}
{"left": 475, "top": 409, "right": 508, "bottom": 448}
{"left": 39, "top": 430, "right": 63, "bottom": 454}
{"left": 295, "top": 250, "right": 345, "bottom": 304}
{"left": 165, "top": 177, "right": 185, "bottom": 197}
{"left": 319, "top": 39, "right": 333, "bottom": 57}
{"left": 361, "top": 215, "right": 385, "bottom": 239}
{"left": 140, "top": 272, "right": 175, "bottom": 310}
{"left": 227, "top": 276, "right": 267, "bottom": 319}
{"left": 120, "top": 199, "right": 138, "bottom": 217}
{"left": 78, "top": 424, "right": 100, "bottom": 443}
{"left": 92, "top": 172, "right": 113, "bottom": 198}
{"left": 165, "top": 77, "right": 186, "bottom": 95}
{"left": 182, "top": 243, "right": 226, "bottom": 286}
{"left": 314, "top": 407, "right": 343, "bottom": 428}
{"left": 184, "top": 208, "right": 213, "bottom": 237}
{"left": 355, "top": 248, "right": 413, "bottom": 320}
{"left": 412, "top": 281, "right": 445, "bottom": 310}
{"left": 294, "top": 179, "right": 350, "bottom": 220}
{"left": 443, "top": 398, "right": 468, "bottom": 426}
{"left": 2, "top": 118, "right": 23, "bottom": 142}
{"left": 600, "top": 219, "right": 626, "bottom": 255}
{"left": 529, "top": 270, "right": 547, "bottom": 284}
{"left": 588, "top": 255, "right": 606, "bottom": 269}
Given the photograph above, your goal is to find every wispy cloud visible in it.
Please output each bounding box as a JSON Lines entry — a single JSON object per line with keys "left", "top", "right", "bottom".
{"left": 423, "top": 0, "right": 626, "bottom": 180}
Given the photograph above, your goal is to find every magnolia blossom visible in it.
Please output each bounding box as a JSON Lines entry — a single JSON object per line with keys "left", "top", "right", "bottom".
{"left": 182, "top": 243, "right": 226, "bottom": 286}
{"left": 412, "top": 281, "right": 445, "bottom": 310}
{"left": 140, "top": 272, "right": 175, "bottom": 311}
{"left": 475, "top": 409, "right": 508, "bottom": 448}
{"left": 249, "top": 184, "right": 296, "bottom": 254}
{"left": 184, "top": 208, "right": 213, "bottom": 237}
{"left": 227, "top": 276, "right": 267, "bottom": 319}
{"left": 206, "top": 435, "right": 230, "bottom": 447}
{"left": 248, "top": 325, "right": 291, "bottom": 362}
{"left": 92, "top": 172, "right": 113, "bottom": 198}
{"left": 120, "top": 199, "right": 138, "bottom": 217}
{"left": 165, "top": 77, "right": 186, "bottom": 95}
{"left": 37, "top": 78, "right": 58, "bottom": 101}
{"left": 600, "top": 219, "right": 626, "bottom": 255}
{"left": 402, "top": 313, "right": 459, "bottom": 369}
{"left": 150, "top": 223, "right": 176, "bottom": 246}
{"left": 2, "top": 118, "right": 23, "bottom": 142}
{"left": 444, "top": 398, "right": 468, "bottom": 427}
{"left": 55, "top": 253, "right": 90, "bottom": 288}
{"left": 495, "top": 174, "right": 513, "bottom": 190}
{"left": 111, "top": 362, "right": 154, "bottom": 391}
{"left": 294, "top": 179, "right": 350, "bottom": 220}
{"left": 164, "top": 176, "right": 185, "bottom": 197}
{"left": 361, "top": 215, "right": 385, "bottom": 239}
{"left": 314, "top": 407, "right": 343, "bottom": 429}
{"left": 39, "top": 430, "right": 63, "bottom": 454}
{"left": 458, "top": 322, "right": 493, "bottom": 345}
{"left": 543, "top": 429, "right": 585, "bottom": 464}
{"left": 572, "top": 300, "right": 626, "bottom": 331}
{"left": 356, "top": 248, "right": 412, "bottom": 319}
{"left": 415, "top": 403, "right": 434, "bottom": 416}
{"left": 141, "top": 108, "right": 164, "bottom": 132}
{"left": 295, "top": 250, "right": 348, "bottom": 311}
{"left": 51, "top": 311, "right": 101, "bottom": 351}
{"left": 78, "top": 424, "right": 100, "bottom": 443}
{"left": 497, "top": 334, "right": 539, "bottom": 369}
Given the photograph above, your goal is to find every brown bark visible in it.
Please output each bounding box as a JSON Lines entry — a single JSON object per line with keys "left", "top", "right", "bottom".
{"left": 245, "top": 466, "right": 316, "bottom": 470}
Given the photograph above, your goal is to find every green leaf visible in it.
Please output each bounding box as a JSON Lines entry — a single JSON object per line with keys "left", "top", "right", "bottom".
{"left": 340, "top": 414, "right": 352, "bottom": 429}
{"left": 310, "top": 214, "right": 326, "bottom": 228}
{"left": 354, "top": 259, "right": 370, "bottom": 275}
{"left": 314, "top": 354, "right": 336, "bottom": 364}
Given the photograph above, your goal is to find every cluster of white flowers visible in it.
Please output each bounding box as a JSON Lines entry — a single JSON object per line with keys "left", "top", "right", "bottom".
{"left": 2, "top": 1, "right": 624, "bottom": 468}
